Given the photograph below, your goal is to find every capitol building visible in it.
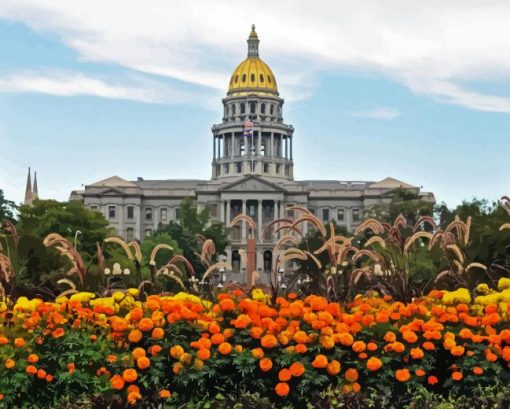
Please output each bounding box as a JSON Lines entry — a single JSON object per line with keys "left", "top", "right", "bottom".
{"left": 70, "top": 26, "right": 434, "bottom": 280}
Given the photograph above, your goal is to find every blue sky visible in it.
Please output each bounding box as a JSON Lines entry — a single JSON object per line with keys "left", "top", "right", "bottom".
{"left": 1, "top": 1, "right": 510, "bottom": 208}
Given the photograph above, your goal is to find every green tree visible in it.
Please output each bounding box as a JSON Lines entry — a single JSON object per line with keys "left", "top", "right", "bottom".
{"left": 366, "top": 187, "right": 435, "bottom": 226}
{"left": 155, "top": 198, "right": 230, "bottom": 276}
{"left": 436, "top": 198, "right": 510, "bottom": 271}
{"left": 0, "top": 189, "right": 17, "bottom": 222}
{"left": 17, "top": 199, "right": 112, "bottom": 259}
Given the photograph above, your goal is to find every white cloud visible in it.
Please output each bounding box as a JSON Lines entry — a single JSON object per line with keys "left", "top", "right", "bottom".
{"left": 348, "top": 107, "right": 401, "bottom": 120}
{"left": 0, "top": 70, "right": 210, "bottom": 104}
{"left": 1, "top": 1, "right": 510, "bottom": 111}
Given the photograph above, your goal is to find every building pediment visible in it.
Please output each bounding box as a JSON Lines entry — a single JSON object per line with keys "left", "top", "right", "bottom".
{"left": 218, "top": 175, "right": 287, "bottom": 193}
{"left": 93, "top": 187, "right": 127, "bottom": 196}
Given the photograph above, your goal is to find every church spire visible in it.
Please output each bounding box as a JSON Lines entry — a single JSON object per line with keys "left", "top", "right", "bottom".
{"left": 24, "top": 167, "right": 33, "bottom": 205}
{"left": 33, "top": 171, "right": 38, "bottom": 200}
{"left": 247, "top": 24, "right": 259, "bottom": 57}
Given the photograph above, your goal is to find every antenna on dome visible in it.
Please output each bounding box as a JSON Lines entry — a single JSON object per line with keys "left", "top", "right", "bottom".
{"left": 247, "top": 24, "right": 259, "bottom": 57}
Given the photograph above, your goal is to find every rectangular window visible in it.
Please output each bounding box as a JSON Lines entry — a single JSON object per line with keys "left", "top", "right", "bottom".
{"left": 127, "top": 206, "right": 134, "bottom": 219}
{"left": 223, "top": 163, "right": 230, "bottom": 174}
{"left": 175, "top": 207, "right": 181, "bottom": 220}
{"left": 337, "top": 208, "right": 344, "bottom": 222}
{"left": 263, "top": 163, "right": 269, "bottom": 173}
{"left": 160, "top": 208, "right": 167, "bottom": 221}
{"left": 145, "top": 207, "right": 152, "bottom": 221}
{"left": 126, "top": 228, "right": 134, "bottom": 241}
{"left": 352, "top": 208, "right": 361, "bottom": 222}
{"left": 90, "top": 205, "right": 98, "bottom": 210}
{"left": 236, "top": 162, "right": 242, "bottom": 173}
{"left": 208, "top": 204, "right": 218, "bottom": 218}
{"left": 322, "top": 208, "right": 329, "bottom": 222}
{"left": 108, "top": 206, "right": 116, "bottom": 219}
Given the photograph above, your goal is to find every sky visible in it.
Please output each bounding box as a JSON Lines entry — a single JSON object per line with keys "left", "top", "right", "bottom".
{"left": 0, "top": 0, "right": 509, "bottom": 208}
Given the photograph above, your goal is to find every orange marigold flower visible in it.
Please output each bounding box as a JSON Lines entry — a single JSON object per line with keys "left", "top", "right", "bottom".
{"left": 132, "top": 347, "right": 146, "bottom": 359}
{"left": 259, "top": 358, "right": 273, "bottom": 372}
{"left": 327, "top": 360, "right": 341, "bottom": 376}
{"left": 428, "top": 375, "right": 439, "bottom": 385}
{"left": 67, "top": 363, "right": 75, "bottom": 374}
{"left": 384, "top": 331, "right": 396, "bottom": 343}
{"left": 218, "top": 342, "right": 232, "bottom": 355}
{"left": 127, "top": 385, "right": 140, "bottom": 395}
{"left": 275, "top": 382, "right": 290, "bottom": 397}
{"left": 415, "top": 368, "right": 426, "bottom": 377}
{"left": 45, "top": 374, "right": 54, "bottom": 382}
{"left": 138, "top": 318, "right": 154, "bottom": 332}
{"left": 261, "top": 334, "right": 278, "bottom": 349}
{"left": 122, "top": 368, "right": 138, "bottom": 383}
{"left": 402, "top": 331, "right": 418, "bottom": 343}
{"left": 37, "top": 369, "right": 47, "bottom": 379}
{"left": 395, "top": 368, "right": 411, "bottom": 382}
{"left": 52, "top": 328, "right": 64, "bottom": 338}
{"left": 451, "top": 346, "right": 465, "bottom": 356}
{"left": 170, "top": 345, "right": 184, "bottom": 359}
{"left": 179, "top": 353, "right": 192, "bottom": 365}
{"left": 197, "top": 348, "right": 211, "bottom": 360}
{"left": 422, "top": 341, "right": 435, "bottom": 351}
{"left": 127, "top": 391, "right": 142, "bottom": 405}
{"left": 106, "top": 354, "right": 117, "bottom": 364}
{"left": 173, "top": 362, "right": 183, "bottom": 375}
{"left": 0, "top": 336, "right": 8, "bottom": 345}
{"left": 26, "top": 365, "right": 37, "bottom": 375}
{"left": 211, "top": 333, "right": 225, "bottom": 345}
{"left": 27, "top": 354, "right": 39, "bottom": 363}
{"left": 208, "top": 322, "right": 221, "bottom": 334}
{"left": 295, "top": 343, "right": 307, "bottom": 354}
{"left": 352, "top": 382, "right": 361, "bottom": 393}
{"left": 5, "top": 358, "right": 15, "bottom": 369}
{"left": 251, "top": 348, "right": 264, "bottom": 359}
{"left": 14, "top": 338, "right": 25, "bottom": 348}
{"left": 279, "top": 368, "right": 292, "bottom": 382}
{"left": 110, "top": 374, "right": 125, "bottom": 390}
{"left": 352, "top": 341, "right": 366, "bottom": 353}
{"left": 136, "top": 356, "right": 151, "bottom": 370}
{"left": 472, "top": 366, "right": 484, "bottom": 375}
{"left": 159, "top": 389, "right": 172, "bottom": 399}
{"left": 220, "top": 298, "right": 235, "bottom": 311}
{"left": 312, "top": 354, "right": 328, "bottom": 369}
{"left": 452, "top": 371, "right": 463, "bottom": 381}
{"left": 367, "top": 342, "right": 378, "bottom": 351}
{"left": 289, "top": 362, "right": 305, "bottom": 377}
{"left": 410, "top": 348, "right": 424, "bottom": 359}
{"left": 128, "top": 329, "right": 143, "bottom": 343}
{"left": 345, "top": 368, "right": 359, "bottom": 382}
{"left": 152, "top": 327, "right": 165, "bottom": 340}
{"left": 250, "top": 326, "right": 264, "bottom": 339}
{"left": 366, "top": 357, "right": 382, "bottom": 371}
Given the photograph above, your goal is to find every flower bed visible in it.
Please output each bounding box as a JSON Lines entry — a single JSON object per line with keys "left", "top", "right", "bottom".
{"left": 1, "top": 281, "right": 510, "bottom": 408}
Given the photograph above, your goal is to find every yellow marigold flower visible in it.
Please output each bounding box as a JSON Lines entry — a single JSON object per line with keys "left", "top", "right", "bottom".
{"left": 498, "top": 278, "right": 510, "bottom": 291}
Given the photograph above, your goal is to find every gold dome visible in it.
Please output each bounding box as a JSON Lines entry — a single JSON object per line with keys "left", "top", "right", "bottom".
{"left": 227, "top": 25, "right": 278, "bottom": 97}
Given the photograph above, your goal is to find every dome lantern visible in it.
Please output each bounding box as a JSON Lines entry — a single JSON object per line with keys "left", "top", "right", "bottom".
{"left": 247, "top": 24, "right": 259, "bottom": 57}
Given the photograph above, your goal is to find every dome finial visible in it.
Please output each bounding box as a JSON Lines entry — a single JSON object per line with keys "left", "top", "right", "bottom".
{"left": 247, "top": 24, "right": 259, "bottom": 57}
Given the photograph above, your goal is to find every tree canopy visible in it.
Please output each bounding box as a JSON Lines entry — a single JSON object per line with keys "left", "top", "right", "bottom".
{"left": 0, "top": 189, "right": 17, "bottom": 222}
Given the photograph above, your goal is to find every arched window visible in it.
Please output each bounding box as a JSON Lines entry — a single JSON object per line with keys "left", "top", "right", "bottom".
{"left": 270, "top": 104, "right": 274, "bottom": 115}
{"left": 250, "top": 73, "right": 255, "bottom": 82}
{"left": 235, "top": 75, "right": 239, "bottom": 84}
{"left": 242, "top": 74, "right": 246, "bottom": 83}
{"left": 240, "top": 103, "right": 245, "bottom": 114}
{"left": 250, "top": 102, "right": 256, "bottom": 114}
{"left": 259, "top": 74, "right": 264, "bottom": 82}
{"left": 232, "top": 250, "right": 241, "bottom": 272}
{"left": 261, "top": 103, "right": 266, "bottom": 114}
{"left": 267, "top": 75, "right": 272, "bottom": 83}
{"left": 232, "top": 104, "right": 236, "bottom": 115}
{"left": 263, "top": 250, "right": 273, "bottom": 272}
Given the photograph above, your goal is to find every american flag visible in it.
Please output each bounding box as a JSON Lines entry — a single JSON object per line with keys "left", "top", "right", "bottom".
{"left": 243, "top": 119, "right": 253, "bottom": 138}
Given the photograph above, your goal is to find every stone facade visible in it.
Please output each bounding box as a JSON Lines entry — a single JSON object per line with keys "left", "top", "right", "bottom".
{"left": 70, "top": 26, "right": 434, "bottom": 282}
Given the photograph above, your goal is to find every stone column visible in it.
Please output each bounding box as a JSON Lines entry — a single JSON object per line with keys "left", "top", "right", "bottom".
{"left": 257, "top": 200, "right": 262, "bottom": 242}
{"left": 220, "top": 200, "right": 225, "bottom": 223}
{"left": 257, "top": 130, "right": 261, "bottom": 156}
{"left": 226, "top": 200, "right": 231, "bottom": 223}
{"left": 290, "top": 136, "right": 293, "bottom": 160}
{"left": 285, "top": 137, "right": 288, "bottom": 159}
{"left": 242, "top": 200, "right": 247, "bottom": 240}
{"left": 213, "top": 137, "right": 216, "bottom": 160}
{"left": 270, "top": 132, "right": 274, "bottom": 157}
